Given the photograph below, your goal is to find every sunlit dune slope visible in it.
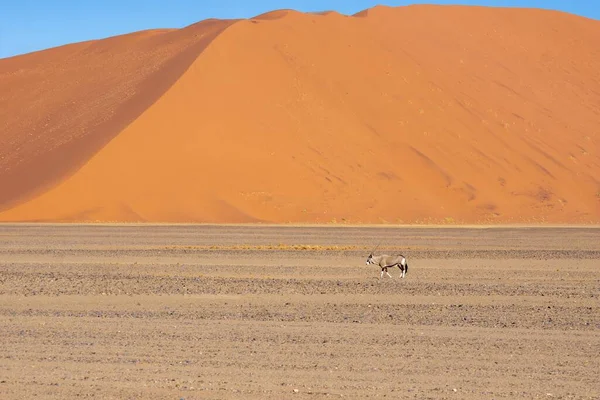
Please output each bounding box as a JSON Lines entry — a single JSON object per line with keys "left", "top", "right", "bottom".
{"left": 0, "top": 5, "right": 599, "bottom": 223}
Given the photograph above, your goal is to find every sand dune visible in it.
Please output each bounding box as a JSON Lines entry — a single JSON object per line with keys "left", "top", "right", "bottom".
{"left": 0, "top": 5, "right": 598, "bottom": 224}
{"left": 0, "top": 19, "right": 237, "bottom": 210}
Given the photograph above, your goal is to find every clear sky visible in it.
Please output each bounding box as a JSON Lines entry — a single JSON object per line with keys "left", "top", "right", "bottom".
{"left": 1, "top": 0, "right": 597, "bottom": 59}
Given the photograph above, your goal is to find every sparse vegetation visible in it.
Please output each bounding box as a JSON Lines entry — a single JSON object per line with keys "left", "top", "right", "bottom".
{"left": 164, "top": 244, "right": 362, "bottom": 251}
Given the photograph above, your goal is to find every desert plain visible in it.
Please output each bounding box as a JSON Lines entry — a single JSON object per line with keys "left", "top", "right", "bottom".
{"left": 1, "top": 223, "right": 599, "bottom": 399}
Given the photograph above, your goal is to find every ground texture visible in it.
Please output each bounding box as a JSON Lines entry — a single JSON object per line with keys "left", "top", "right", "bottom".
{"left": 0, "top": 224, "right": 599, "bottom": 399}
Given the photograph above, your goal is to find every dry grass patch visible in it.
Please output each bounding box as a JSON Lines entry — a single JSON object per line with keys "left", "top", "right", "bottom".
{"left": 165, "top": 244, "right": 362, "bottom": 251}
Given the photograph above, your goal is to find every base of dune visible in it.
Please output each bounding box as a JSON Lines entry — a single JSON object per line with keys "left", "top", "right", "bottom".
{"left": 0, "top": 5, "right": 599, "bottom": 225}
{"left": 0, "top": 207, "right": 597, "bottom": 226}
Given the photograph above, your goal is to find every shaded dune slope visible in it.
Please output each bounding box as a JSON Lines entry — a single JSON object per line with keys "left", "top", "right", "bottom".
{"left": 0, "top": 5, "right": 599, "bottom": 223}
{"left": 0, "top": 18, "right": 237, "bottom": 210}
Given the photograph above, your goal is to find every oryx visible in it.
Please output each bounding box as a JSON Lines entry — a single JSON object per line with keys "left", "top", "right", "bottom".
{"left": 366, "top": 252, "right": 409, "bottom": 279}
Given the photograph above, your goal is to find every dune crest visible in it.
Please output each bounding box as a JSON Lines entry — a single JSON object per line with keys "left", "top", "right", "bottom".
{"left": 253, "top": 9, "right": 302, "bottom": 20}
{"left": 0, "top": 5, "right": 599, "bottom": 224}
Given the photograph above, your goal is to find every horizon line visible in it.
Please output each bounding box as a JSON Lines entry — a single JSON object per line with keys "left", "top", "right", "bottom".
{"left": 1, "top": 3, "right": 597, "bottom": 61}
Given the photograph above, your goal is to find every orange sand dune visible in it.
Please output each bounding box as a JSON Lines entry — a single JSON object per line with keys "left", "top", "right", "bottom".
{"left": 0, "top": 5, "right": 599, "bottom": 224}
{"left": 0, "top": 19, "right": 237, "bottom": 210}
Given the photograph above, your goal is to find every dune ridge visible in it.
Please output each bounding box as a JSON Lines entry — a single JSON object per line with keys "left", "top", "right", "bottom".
{"left": 0, "top": 18, "right": 237, "bottom": 210}
{"left": 0, "top": 5, "right": 598, "bottom": 224}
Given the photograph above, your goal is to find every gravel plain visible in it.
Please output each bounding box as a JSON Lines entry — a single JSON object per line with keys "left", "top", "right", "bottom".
{"left": 0, "top": 224, "right": 599, "bottom": 399}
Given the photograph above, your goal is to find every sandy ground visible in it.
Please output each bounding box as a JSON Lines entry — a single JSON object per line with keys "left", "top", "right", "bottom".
{"left": 0, "top": 224, "right": 599, "bottom": 399}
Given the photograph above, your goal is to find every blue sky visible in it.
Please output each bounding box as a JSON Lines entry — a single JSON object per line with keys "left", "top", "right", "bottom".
{"left": 1, "top": 1, "right": 597, "bottom": 59}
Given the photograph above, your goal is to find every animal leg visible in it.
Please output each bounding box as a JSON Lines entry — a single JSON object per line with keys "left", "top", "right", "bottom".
{"left": 380, "top": 269, "right": 384, "bottom": 280}
{"left": 385, "top": 267, "right": 392, "bottom": 279}
{"left": 399, "top": 261, "right": 407, "bottom": 278}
